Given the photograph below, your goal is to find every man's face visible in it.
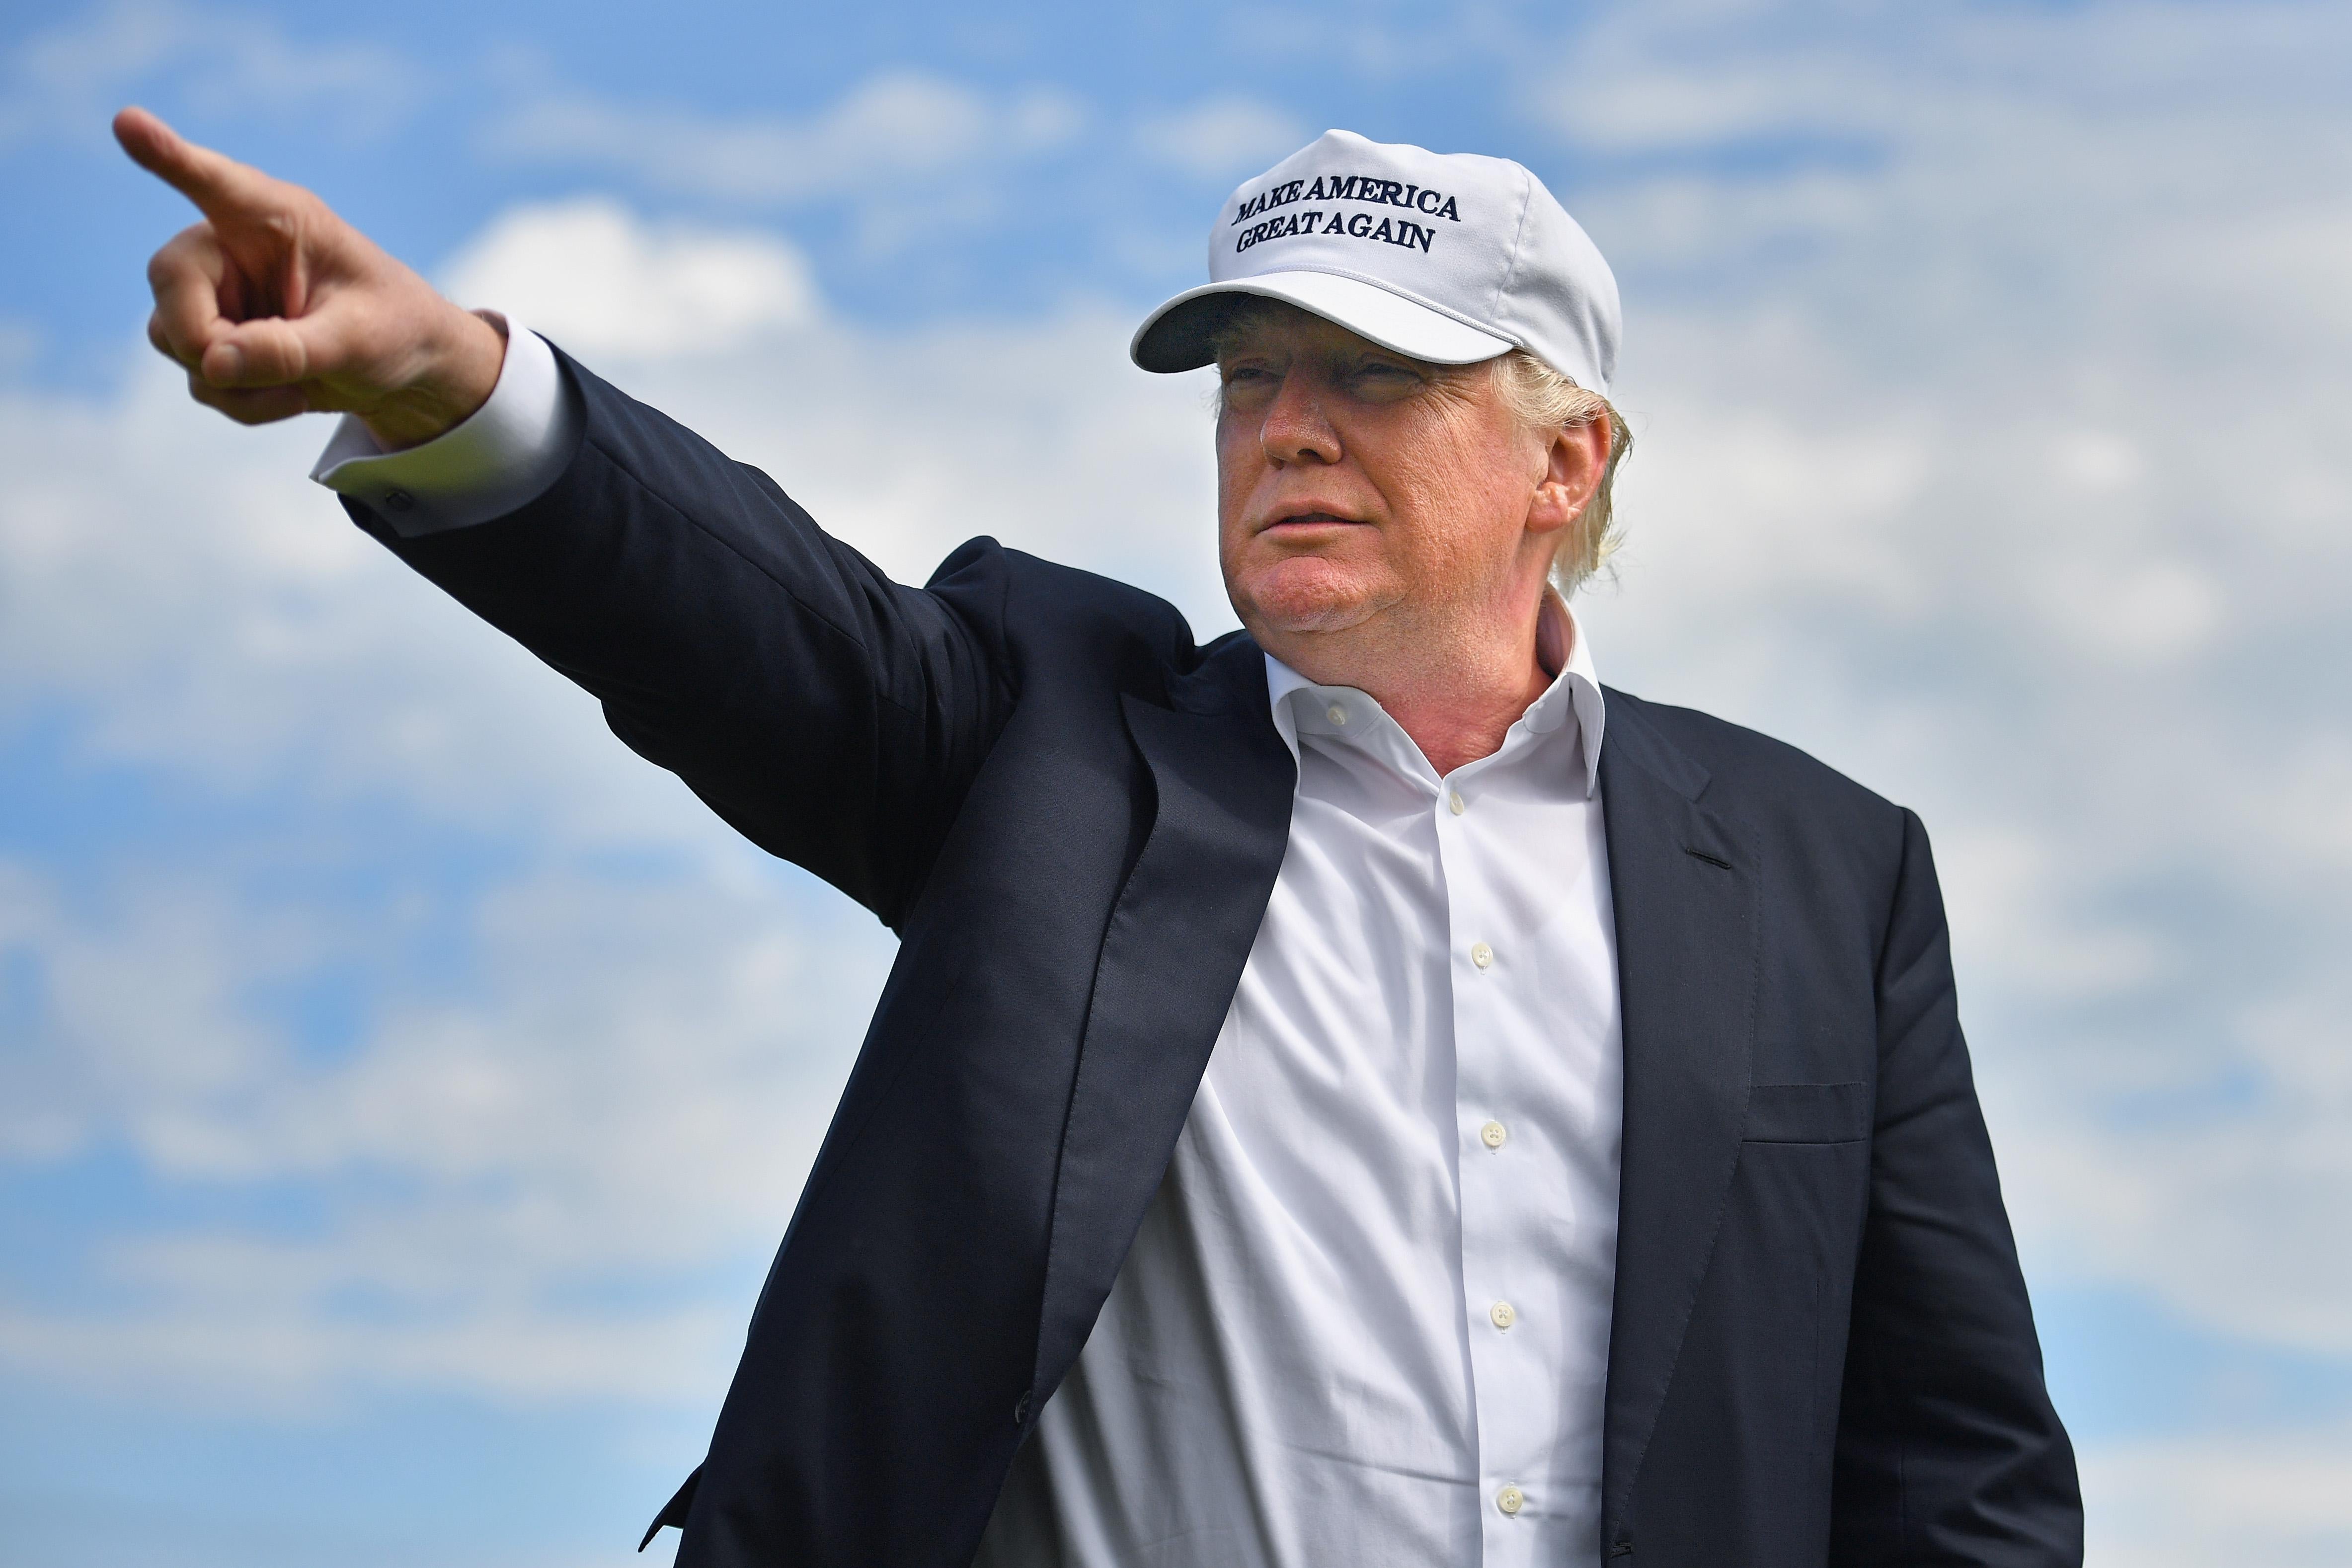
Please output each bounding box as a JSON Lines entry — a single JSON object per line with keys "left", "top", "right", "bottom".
{"left": 1215, "top": 303, "right": 1552, "bottom": 648}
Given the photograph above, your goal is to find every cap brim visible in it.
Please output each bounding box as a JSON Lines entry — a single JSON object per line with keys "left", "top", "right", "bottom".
{"left": 1130, "top": 271, "right": 1516, "bottom": 373}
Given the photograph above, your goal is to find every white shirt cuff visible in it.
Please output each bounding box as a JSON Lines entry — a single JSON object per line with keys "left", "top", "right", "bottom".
{"left": 310, "top": 315, "right": 577, "bottom": 537}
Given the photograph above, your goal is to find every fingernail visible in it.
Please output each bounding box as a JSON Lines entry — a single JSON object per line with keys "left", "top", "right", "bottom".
{"left": 209, "top": 344, "right": 244, "bottom": 382}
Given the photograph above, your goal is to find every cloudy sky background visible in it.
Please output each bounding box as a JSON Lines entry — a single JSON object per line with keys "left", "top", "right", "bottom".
{"left": 3, "top": 0, "right": 2349, "bottom": 1562}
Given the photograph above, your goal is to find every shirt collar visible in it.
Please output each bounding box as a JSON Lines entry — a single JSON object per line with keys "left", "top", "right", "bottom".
{"left": 1263, "top": 591, "right": 1606, "bottom": 799}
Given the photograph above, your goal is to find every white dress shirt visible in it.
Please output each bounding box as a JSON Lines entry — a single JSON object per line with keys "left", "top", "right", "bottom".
{"left": 313, "top": 330, "right": 1625, "bottom": 1568}
{"left": 975, "top": 618, "right": 1621, "bottom": 1568}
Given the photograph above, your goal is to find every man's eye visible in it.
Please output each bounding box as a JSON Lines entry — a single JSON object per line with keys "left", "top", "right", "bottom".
{"left": 1352, "top": 364, "right": 1418, "bottom": 392}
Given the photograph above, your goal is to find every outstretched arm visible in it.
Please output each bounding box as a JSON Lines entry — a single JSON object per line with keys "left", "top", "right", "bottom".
{"left": 121, "top": 110, "right": 1017, "bottom": 924}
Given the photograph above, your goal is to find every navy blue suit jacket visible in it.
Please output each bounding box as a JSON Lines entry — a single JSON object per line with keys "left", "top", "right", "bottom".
{"left": 350, "top": 350, "right": 2082, "bottom": 1567}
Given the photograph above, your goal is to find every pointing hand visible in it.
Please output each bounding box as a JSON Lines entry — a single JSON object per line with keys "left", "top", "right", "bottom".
{"left": 116, "top": 106, "right": 505, "bottom": 449}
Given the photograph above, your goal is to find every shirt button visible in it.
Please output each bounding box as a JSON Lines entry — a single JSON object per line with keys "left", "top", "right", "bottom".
{"left": 383, "top": 488, "right": 415, "bottom": 513}
{"left": 1448, "top": 790, "right": 1465, "bottom": 815}
{"left": 1326, "top": 703, "right": 1347, "bottom": 725}
{"left": 1490, "top": 1300, "right": 1516, "bottom": 1330}
{"left": 1497, "top": 1484, "right": 1525, "bottom": 1516}
{"left": 1480, "top": 1119, "right": 1506, "bottom": 1149}
{"left": 1471, "top": 941, "right": 1493, "bottom": 969}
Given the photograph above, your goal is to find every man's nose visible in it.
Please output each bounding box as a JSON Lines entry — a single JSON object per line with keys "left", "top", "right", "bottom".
{"left": 1258, "top": 372, "right": 1341, "bottom": 467}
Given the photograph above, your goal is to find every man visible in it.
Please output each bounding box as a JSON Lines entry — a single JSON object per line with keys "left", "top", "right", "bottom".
{"left": 118, "top": 106, "right": 2083, "bottom": 1567}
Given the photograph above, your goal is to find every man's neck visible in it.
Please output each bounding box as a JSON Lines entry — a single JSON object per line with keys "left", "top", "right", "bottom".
{"left": 1266, "top": 593, "right": 1569, "bottom": 777}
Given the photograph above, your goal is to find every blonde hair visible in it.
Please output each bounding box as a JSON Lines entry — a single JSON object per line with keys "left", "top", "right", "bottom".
{"left": 1487, "top": 348, "right": 1631, "bottom": 596}
{"left": 1206, "top": 300, "right": 1632, "bottom": 596}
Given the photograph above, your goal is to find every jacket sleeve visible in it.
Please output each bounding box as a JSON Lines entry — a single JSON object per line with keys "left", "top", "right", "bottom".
{"left": 345, "top": 347, "right": 1016, "bottom": 928}
{"left": 1830, "top": 809, "right": 2085, "bottom": 1565}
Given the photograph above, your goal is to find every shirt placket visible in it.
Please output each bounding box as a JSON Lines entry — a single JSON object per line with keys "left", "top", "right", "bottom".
{"left": 1439, "top": 745, "right": 1539, "bottom": 1565}
{"left": 1308, "top": 688, "right": 1553, "bottom": 1566}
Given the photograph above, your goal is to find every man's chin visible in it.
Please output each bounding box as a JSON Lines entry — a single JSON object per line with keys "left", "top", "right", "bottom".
{"left": 1229, "top": 573, "right": 1385, "bottom": 639}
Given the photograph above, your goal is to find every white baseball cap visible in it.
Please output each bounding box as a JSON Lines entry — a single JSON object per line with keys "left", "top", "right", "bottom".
{"left": 1131, "top": 129, "right": 1620, "bottom": 396}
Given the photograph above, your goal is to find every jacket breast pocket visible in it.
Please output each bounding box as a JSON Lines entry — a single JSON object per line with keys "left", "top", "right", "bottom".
{"left": 1743, "top": 1081, "right": 1871, "bottom": 1144}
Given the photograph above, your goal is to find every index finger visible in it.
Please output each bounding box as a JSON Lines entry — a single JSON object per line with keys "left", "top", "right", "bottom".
{"left": 113, "top": 106, "right": 284, "bottom": 221}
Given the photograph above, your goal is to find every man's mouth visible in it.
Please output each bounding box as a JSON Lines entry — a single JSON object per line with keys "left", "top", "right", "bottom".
{"left": 1260, "top": 508, "right": 1363, "bottom": 532}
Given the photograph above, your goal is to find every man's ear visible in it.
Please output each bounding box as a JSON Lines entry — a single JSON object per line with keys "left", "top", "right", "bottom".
{"left": 1526, "top": 418, "right": 1612, "bottom": 539}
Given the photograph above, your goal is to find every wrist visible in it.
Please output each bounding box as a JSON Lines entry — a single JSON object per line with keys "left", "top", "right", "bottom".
{"left": 359, "top": 305, "right": 507, "bottom": 451}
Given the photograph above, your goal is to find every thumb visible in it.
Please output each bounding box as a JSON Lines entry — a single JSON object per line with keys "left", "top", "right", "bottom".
{"left": 114, "top": 106, "right": 284, "bottom": 223}
{"left": 198, "top": 306, "right": 356, "bottom": 390}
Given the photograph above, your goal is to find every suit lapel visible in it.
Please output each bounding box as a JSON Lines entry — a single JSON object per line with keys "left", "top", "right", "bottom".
{"left": 1596, "top": 693, "right": 1762, "bottom": 1546}
{"left": 1028, "top": 637, "right": 1297, "bottom": 1402}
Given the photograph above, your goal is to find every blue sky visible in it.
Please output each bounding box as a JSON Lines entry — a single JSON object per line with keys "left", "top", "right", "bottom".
{"left": 4, "top": 0, "right": 2352, "bottom": 1562}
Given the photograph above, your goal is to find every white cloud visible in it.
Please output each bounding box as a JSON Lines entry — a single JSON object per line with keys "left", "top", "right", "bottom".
{"left": 440, "top": 199, "right": 820, "bottom": 357}
{"left": 0, "top": 844, "right": 894, "bottom": 1408}
{"left": 2082, "top": 1424, "right": 2352, "bottom": 1566}
{"left": 1134, "top": 96, "right": 1306, "bottom": 179}
{"left": 1530, "top": 0, "right": 2352, "bottom": 159}
{"left": 482, "top": 69, "right": 1085, "bottom": 208}
{"left": 0, "top": 354, "right": 688, "bottom": 841}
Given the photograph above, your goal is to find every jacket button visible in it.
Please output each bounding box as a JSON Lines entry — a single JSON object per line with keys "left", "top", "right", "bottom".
{"left": 1014, "top": 1391, "right": 1032, "bottom": 1425}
